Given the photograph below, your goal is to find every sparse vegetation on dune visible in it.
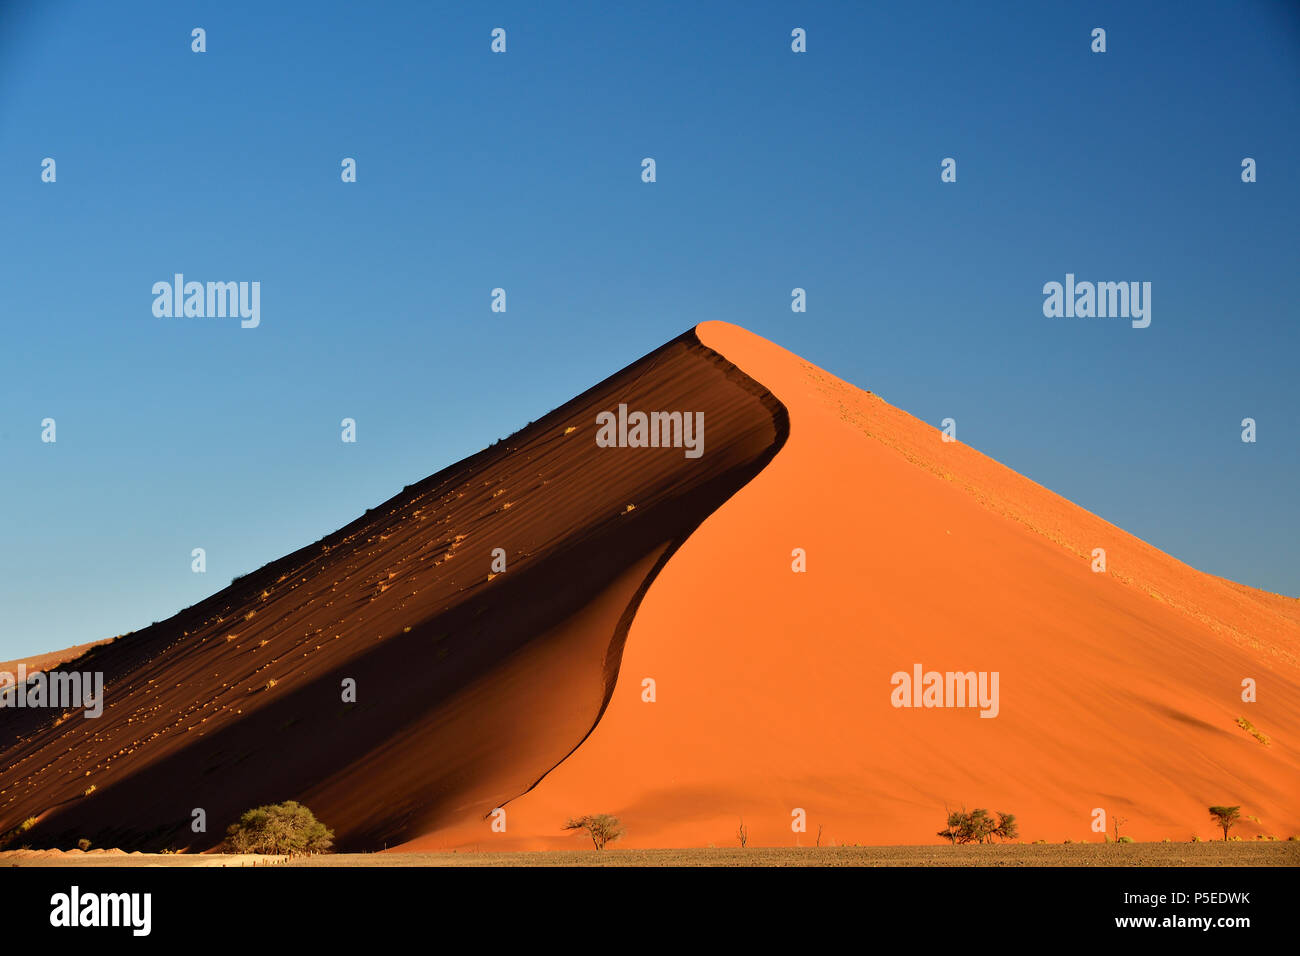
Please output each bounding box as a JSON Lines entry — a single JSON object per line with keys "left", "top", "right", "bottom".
{"left": 1235, "top": 717, "right": 1270, "bottom": 745}
{"left": 0, "top": 815, "right": 40, "bottom": 850}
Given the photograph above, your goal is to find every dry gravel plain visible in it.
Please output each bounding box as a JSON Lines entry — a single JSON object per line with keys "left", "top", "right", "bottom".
{"left": 3, "top": 843, "right": 1297, "bottom": 867}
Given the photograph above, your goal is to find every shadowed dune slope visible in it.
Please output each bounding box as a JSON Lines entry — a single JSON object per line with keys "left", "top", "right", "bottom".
{"left": 0, "top": 329, "right": 786, "bottom": 851}
{"left": 408, "top": 320, "right": 1300, "bottom": 850}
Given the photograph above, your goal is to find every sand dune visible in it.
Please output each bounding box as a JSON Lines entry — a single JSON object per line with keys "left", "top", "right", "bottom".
{"left": 3, "top": 322, "right": 1295, "bottom": 853}
{"left": 0, "top": 329, "right": 783, "bottom": 850}
{"left": 406, "top": 321, "right": 1300, "bottom": 850}
{"left": 0, "top": 640, "right": 113, "bottom": 680}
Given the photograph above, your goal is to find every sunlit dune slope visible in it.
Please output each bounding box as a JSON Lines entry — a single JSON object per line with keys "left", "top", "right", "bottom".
{"left": 0, "top": 329, "right": 785, "bottom": 850}
{"left": 409, "top": 320, "right": 1300, "bottom": 850}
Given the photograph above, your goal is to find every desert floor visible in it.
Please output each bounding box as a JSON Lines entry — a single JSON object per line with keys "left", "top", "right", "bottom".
{"left": 3, "top": 843, "right": 1296, "bottom": 867}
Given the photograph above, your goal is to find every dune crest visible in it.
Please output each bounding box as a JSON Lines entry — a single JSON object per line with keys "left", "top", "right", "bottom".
{"left": 0, "top": 329, "right": 784, "bottom": 851}
{"left": 408, "top": 320, "right": 1300, "bottom": 850}
{"left": 5, "top": 322, "right": 1296, "bottom": 853}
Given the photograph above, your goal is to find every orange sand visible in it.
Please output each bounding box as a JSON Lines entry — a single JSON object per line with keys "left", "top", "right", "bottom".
{"left": 408, "top": 321, "right": 1300, "bottom": 849}
{"left": 5, "top": 323, "right": 1295, "bottom": 853}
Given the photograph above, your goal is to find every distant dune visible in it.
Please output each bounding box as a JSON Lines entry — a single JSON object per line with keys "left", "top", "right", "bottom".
{"left": 0, "top": 640, "right": 112, "bottom": 681}
{"left": 2, "top": 323, "right": 1296, "bottom": 853}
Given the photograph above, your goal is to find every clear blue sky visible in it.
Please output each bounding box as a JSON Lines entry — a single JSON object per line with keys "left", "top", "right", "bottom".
{"left": 2, "top": 0, "right": 1297, "bottom": 658}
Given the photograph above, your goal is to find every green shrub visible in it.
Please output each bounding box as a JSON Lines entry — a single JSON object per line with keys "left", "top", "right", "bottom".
{"left": 223, "top": 800, "right": 334, "bottom": 855}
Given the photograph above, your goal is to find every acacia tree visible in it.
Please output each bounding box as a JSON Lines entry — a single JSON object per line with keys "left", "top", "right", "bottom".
{"left": 563, "top": 814, "right": 624, "bottom": 850}
{"left": 992, "top": 811, "right": 1019, "bottom": 842}
{"left": 938, "top": 808, "right": 1018, "bottom": 844}
{"left": 969, "top": 809, "right": 997, "bottom": 843}
{"left": 930, "top": 806, "right": 1008, "bottom": 842}
{"left": 1208, "top": 806, "right": 1241, "bottom": 841}
{"left": 938, "top": 809, "right": 966, "bottom": 844}
{"left": 224, "top": 800, "right": 334, "bottom": 855}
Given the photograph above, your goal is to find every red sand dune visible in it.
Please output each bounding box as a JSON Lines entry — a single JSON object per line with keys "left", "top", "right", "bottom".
{"left": 0, "top": 330, "right": 782, "bottom": 850}
{"left": 407, "top": 321, "right": 1300, "bottom": 850}
{"left": 2, "top": 322, "right": 1296, "bottom": 852}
